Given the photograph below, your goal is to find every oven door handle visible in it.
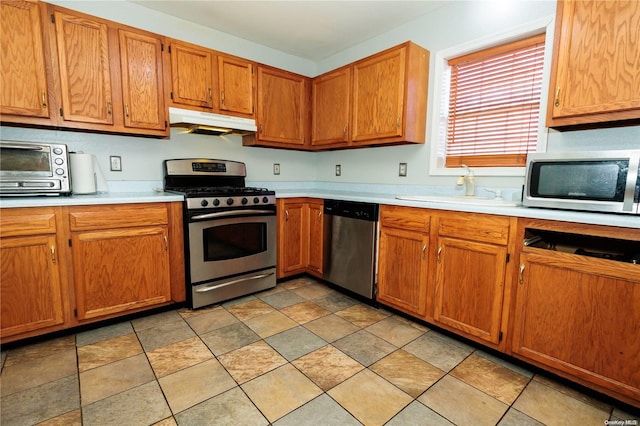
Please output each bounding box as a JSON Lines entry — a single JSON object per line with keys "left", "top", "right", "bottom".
{"left": 191, "top": 209, "right": 275, "bottom": 220}
{"left": 195, "top": 272, "right": 275, "bottom": 293}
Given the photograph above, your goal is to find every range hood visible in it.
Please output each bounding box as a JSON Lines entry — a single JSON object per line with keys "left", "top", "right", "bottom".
{"left": 169, "top": 107, "right": 257, "bottom": 135}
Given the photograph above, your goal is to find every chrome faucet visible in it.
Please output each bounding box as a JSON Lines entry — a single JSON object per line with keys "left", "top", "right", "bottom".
{"left": 456, "top": 164, "right": 475, "bottom": 196}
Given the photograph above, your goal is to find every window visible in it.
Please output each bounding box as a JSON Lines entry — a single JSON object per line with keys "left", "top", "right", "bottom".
{"left": 445, "top": 34, "right": 545, "bottom": 168}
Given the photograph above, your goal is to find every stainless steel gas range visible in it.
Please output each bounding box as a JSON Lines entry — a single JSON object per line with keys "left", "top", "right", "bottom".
{"left": 164, "top": 159, "right": 276, "bottom": 309}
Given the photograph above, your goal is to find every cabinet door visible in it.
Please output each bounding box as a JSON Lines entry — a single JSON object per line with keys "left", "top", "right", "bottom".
{"left": 255, "top": 66, "right": 307, "bottom": 145}
{"left": 0, "top": 1, "right": 50, "bottom": 119}
{"left": 118, "top": 29, "right": 166, "bottom": 131}
{"left": 433, "top": 237, "right": 507, "bottom": 344}
{"left": 307, "top": 202, "right": 323, "bottom": 275}
{"left": 277, "top": 200, "right": 306, "bottom": 277}
{"left": 512, "top": 251, "right": 640, "bottom": 401}
{"left": 169, "top": 41, "right": 214, "bottom": 108}
{"left": 0, "top": 235, "right": 64, "bottom": 337}
{"left": 377, "top": 227, "right": 429, "bottom": 316}
{"left": 54, "top": 10, "right": 113, "bottom": 124}
{"left": 71, "top": 226, "right": 171, "bottom": 320}
{"left": 218, "top": 55, "right": 254, "bottom": 116}
{"left": 311, "top": 67, "right": 351, "bottom": 147}
{"left": 548, "top": 0, "right": 640, "bottom": 125}
{"left": 352, "top": 46, "right": 405, "bottom": 143}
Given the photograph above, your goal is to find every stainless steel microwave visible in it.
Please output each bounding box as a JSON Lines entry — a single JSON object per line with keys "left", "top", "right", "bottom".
{"left": 523, "top": 150, "right": 640, "bottom": 215}
{"left": 0, "top": 141, "right": 71, "bottom": 196}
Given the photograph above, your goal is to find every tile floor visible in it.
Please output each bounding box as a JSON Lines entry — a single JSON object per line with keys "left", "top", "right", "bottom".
{"left": 1, "top": 276, "right": 637, "bottom": 425}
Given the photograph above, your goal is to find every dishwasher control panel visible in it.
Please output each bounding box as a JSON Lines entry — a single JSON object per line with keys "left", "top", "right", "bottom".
{"left": 323, "top": 199, "right": 379, "bottom": 221}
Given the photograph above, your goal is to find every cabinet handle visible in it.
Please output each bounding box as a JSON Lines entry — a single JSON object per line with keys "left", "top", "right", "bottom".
{"left": 208, "top": 88, "right": 213, "bottom": 101}
{"left": 554, "top": 87, "right": 560, "bottom": 107}
{"left": 285, "top": 210, "right": 289, "bottom": 221}
{"left": 163, "top": 235, "right": 168, "bottom": 251}
{"left": 343, "top": 124, "right": 348, "bottom": 137}
{"left": 259, "top": 123, "right": 264, "bottom": 134}
{"left": 519, "top": 263, "right": 525, "bottom": 285}
{"left": 41, "top": 91, "right": 47, "bottom": 108}
{"left": 437, "top": 246, "right": 442, "bottom": 263}
{"left": 397, "top": 114, "right": 401, "bottom": 129}
{"left": 221, "top": 90, "right": 225, "bottom": 105}
{"left": 107, "top": 101, "right": 112, "bottom": 115}
{"left": 125, "top": 104, "right": 129, "bottom": 118}
{"left": 422, "top": 244, "right": 427, "bottom": 260}
{"left": 318, "top": 210, "right": 322, "bottom": 219}
{"left": 50, "top": 245, "right": 56, "bottom": 264}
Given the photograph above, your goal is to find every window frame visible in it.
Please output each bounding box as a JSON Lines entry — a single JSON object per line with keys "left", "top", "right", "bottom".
{"left": 429, "top": 16, "right": 555, "bottom": 177}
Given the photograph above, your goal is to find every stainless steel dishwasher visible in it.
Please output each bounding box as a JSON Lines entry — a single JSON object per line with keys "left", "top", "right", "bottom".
{"left": 323, "top": 199, "right": 379, "bottom": 300}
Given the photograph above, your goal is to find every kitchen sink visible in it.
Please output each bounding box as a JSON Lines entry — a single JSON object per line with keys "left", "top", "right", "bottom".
{"left": 395, "top": 195, "right": 521, "bottom": 207}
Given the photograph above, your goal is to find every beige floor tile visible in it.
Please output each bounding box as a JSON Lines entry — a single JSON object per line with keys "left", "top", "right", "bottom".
{"left": 77, "top": 332, "right": 143, "bottom": 372}
{"left": 513, "top": 380, "right": 611, "bottom": 426}
{"left": 393, "top": 314, "right": 431, "bottom": 332}
{"left": 217, "top": 340, "right": 287, "bottom": 384}
{"left": 419, "top": 375, "right": 508, "bottom": 426}
{"left": 366, "top": 316, "right": 426, "bottom": 347}
{"left": 370, "top": 349, "right": 445, "bottom": 398}
{"left": 226, "top": 299, "right": 276, "bottom": 321}
{"left": 178, "top": 304, "right": 219, "bottom": 319}
{"left": 451, "top": 352, "right": 530, "bottom": 404}
{"left": 175, "top": 387, "right": 268, "bottom": 425}
{"left": 184, "top": 307, "right": 239, "bottom": 334}
{"left": 1, "top": 349, "right": 77, "bottom": 396}
{"left": 242, "top": 363, "right": 323, "bottom": 423}
{"left": 159, "top": 358, "right": 237, "bottom": 414}
{"left": 79, "top": 353, "right": 155, "bottom": 406}
{"left": 147, "top": 336, "right": 214, "bottom": 378}
{"left": 280, "top": 301, "right": 331, "bottom": 324}
{"left": 3, "top": 335, "right": 75, "bottom": 367}
{"left": 290, "top": 282, "right": 334, "bottom": 300}
{"left": 532, "top": 374, "right": 613, "bottom": 412}
{"left": 244, "top": 310, "right": 299, "bottom": 338}
{"left": 200, "top": 322, "right": 261, "bottom": 356}
{"left": 403, "top": 331, "right": 473, "bottom": 372}
{"left": 36, "top": 409, "right": 82, "bottom": 426}
{"left": 280, "top": 277, "right": 312, "bottom": 290}
{"left": 303, "top": 313, "right": 360, "bottom": 342}
{"left": 152, "top": 417, "right": 178, "bottom": 426}
{"left": 292, "top": 345, "right": 364, "bottom": 390}
{"left": 131, "top": 310, "right": 184, "bottom": 331}
{"left": 328, "top": 369, "right": 413, "bottom": 426}
{"left": 335, "top": 304, "right": 389, "bottom": 328}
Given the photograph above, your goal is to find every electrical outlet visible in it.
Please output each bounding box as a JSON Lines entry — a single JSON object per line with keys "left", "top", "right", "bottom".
{"left": 399, "top": 162, "right": 407, "bottom": 177}
{"left": 110, "top": 155, "right": 122, "bottom": 172}
{"left": 273, "top": 163, "right": 280, "bottom": 175}
{"left": 335, "top": 164, "right": 341, "bottom": 176}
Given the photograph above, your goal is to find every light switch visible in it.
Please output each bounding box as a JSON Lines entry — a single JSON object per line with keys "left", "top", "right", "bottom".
{"left": 399, "top": 163, "right": 407, "bottom": 177}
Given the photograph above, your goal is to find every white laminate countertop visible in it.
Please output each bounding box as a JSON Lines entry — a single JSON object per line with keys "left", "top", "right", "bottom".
{"left": 0, "top": 191, "right": 184, "bottom": 208}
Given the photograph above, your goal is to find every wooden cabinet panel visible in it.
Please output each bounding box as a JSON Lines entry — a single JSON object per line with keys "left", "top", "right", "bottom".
{"left": 547, "top": 0, "right": 640, "bottom": 126}
{"left": 433, "top": 237, "right": 507, "bottom": 344}
{"left": 0, "top": 234, "right": 65, "bottom": 337}
{"left": 277, "top": 199, "right": 306, "bottom": 277}
{"left": 0, "top": 209, "right": 56, "bottom": 237}
{"left": 311, "top": 67, "right": 351, "bottom": 147}
{"left": 218, "top": 55, "right": 254, "bottom": 116}
{"left": 68, "top": 204, "right": 168, "bottom": 231}
{"left": 378, "top": 226, "right": 429, "bottom": 316}
{"left": 512, "top": 251, "right": 640, "bottom": 402}
{"left": 118, "top": 29, "right": 166, "bottom": 131}
{"left": 307, "top": 201, "right": 323, "bottom": 275}
{"left": 437, "top": 212, "right": 510, "bottom": 245}
{"left": 380, "top": 204, "right": 430, "bottom": 233}
{"left": 71, "top": 225, "right": 171, "bottom": 320}
{"left": 54, "top": 10, "right": 113, "bottom": 125}
{"left": 168, "top": 40, "right": 214, "bottom": 109}
{"left": 0, "top": 1, "right": 51, "bottom": 120}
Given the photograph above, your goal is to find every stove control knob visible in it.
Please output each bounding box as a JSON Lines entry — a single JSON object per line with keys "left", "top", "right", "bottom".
{"left": 226, "top": 198, "right": 234, "bottom": 205}
{"left": 262, "top": 196, "right": 269, "bottom": 203}
{"left": 253, "top": 197, "right": 260, "bottom": 204}
{"left": 201, "top": 200, "right": 209, "bottom": 207}
{"left": 242, "top": 197, "right": 248, "bottom": 205}
{"left": 213, "top": 199, "right": 220, "bottom": 206}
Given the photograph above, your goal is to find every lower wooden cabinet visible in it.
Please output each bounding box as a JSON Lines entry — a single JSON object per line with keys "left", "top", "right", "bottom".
{"left": 0, "top": 202, "right": 185, "bottom": 344}
{"left": 306, "top": 200, "right": 324, "bottom": 277}
{"left": 276, "top": 198, "right": 323, "bottom": 278}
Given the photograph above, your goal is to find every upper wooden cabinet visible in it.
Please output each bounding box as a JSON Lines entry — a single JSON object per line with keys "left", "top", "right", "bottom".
{"left": 218, "top": 54, "right": 254, "bottom": 116}
{"left": 244, "top": 66, "right": 309, "bottom": 148}
{"left": 0, "top": 0, "right": 57, "bottom": 125}
{"left": 311, "top": 66, "right": 351, "bottom": 148}
{"left": 546, "top": 0, "right": 640, "bottom": 127}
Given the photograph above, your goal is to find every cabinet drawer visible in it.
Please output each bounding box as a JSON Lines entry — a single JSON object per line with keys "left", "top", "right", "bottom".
{"left": 69, "top": 203, "right": 168, "bottom": 231}
{"left": 0, "top": 208, "right": 57, "bottom": 237}
{"left": 380, "top": 205, "right": 430, "bottom": 233}
{"left": 437, "top": 212, "right": 510, "bottom": 245}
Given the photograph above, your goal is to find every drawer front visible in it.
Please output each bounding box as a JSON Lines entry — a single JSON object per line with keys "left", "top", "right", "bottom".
{"left": 437, "top": 212, "right": 510, "bottom": 245}
{"left": 0, "top": 208, "right": 57, "bottom": 237}
{"left": 380, "top": 205, "right": 430, "bottom": 233}
{"left": 69, "top": 203, "right": 169, "bottom": 231}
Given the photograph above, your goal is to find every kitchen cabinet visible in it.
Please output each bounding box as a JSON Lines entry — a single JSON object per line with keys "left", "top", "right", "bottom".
{"left": 244, "top": 66, "right": 309, "bottom": 149}
{"left": 0, "top": 0, "right": 56, "bottom": 125}
{"left": 546, "top": 0, "right": 640, "bottom": 127}
{"left": 306, "top": 199, "right": 324, "bottom": 276}
{"left": 0, "top": 207, "right": 69, "bottom": 339}
{"left": 166, "top": 39, "right": 215, "bottom": 109}
{"left": 510, "top": 219, "right": 640, "bottom": 406}
{"left": 351, "top": 41, "right": 429, "bottom": 146}
{"left": 311, "top": 66, "right": 351, "bottom": 148}
{"left": 218, "top": 54, "right": 254, "bottom": 116}
{"left": 377, "top": 205, "right": 430, "bottom": 317}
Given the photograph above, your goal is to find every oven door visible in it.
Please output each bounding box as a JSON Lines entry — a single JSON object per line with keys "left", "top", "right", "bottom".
{"left": 187, "top": 209, "right": 276, "bottom": 284}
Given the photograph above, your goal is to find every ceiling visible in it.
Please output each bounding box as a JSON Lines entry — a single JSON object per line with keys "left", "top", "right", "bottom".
{"left": 131, "top": 1, "right": 449, "bottom": 61}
